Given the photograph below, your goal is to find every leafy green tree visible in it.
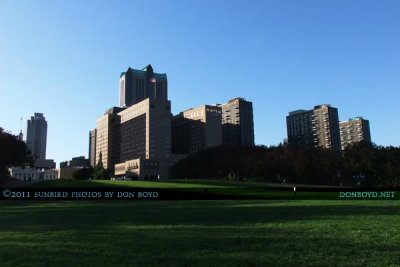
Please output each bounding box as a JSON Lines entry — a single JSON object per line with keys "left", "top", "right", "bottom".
{"left": 72, "top": 166, "right": 93, "bottom": 180}
{"left": 92, "top": 164, "right": 112, "bottom": 180}
{"left": 0, "top": 127, "right": 33, "bottom": 178}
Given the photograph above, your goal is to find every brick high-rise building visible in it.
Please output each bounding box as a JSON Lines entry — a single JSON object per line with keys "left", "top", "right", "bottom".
{"left": 286, "top": 104, "right": 341, "bottom": 154}
{"left": 172, "top": 105, "right": 222, "bottom": 154}
{"left": 217, "top": 97, "right": 254, "bottom": 146}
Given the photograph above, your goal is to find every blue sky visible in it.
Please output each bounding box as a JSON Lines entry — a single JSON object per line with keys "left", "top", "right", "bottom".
{"left": 1, "top": 0, "right": 399, "bottom": 164}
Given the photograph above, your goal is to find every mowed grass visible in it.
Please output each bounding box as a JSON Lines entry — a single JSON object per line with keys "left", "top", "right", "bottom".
{"left": 0, "top": 200, "right": 399, "bottom": 267}
{"left": 32, "top": 179, "right": 398, "bottom": 199}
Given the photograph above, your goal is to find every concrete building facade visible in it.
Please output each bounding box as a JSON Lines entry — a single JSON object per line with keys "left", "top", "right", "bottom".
{"left": 26, "top": 113, "right": 47, "bottom": 160}
{"left": 95, "top": 107, "right": 124, "bottom": 170}
{"left": 95, "top": 98, "right": 172, "bottom": 179}
{"left": 172, "top": 105, "right": 222, "bottom": 154}
{"left": 218, "top": 97, "right": 254, "bottom": 146}
{"left": 340, "top": 117, "right": 371, "bottom": 150}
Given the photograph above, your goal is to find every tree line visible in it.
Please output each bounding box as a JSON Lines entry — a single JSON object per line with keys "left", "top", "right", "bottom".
{"left": 2, "top": 125, "right": 399, "bottom": 186}
{"left": 169, "top": 142, "right": 400, "bottom": 187}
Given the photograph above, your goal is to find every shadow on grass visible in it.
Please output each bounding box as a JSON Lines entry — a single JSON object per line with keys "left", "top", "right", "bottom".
{"left": 0, "top": 200, "right": 399, "bottom": 266}
{"left": 0, "top": 200, "right": 399, "bottom": 230}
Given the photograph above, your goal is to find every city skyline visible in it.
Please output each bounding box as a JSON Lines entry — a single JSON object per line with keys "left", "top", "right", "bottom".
{"left": 1, "top": 0, "right": 399, "bottom": 164}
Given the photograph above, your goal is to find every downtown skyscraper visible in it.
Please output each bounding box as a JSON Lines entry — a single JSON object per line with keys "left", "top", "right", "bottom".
{"left": 93, "top": 65, "right": 172, "bottom": 179}
{"left": 26, "top": 113, "right": 48, "bottom": 160}
{"left": 119, "top": 64, "right": 168, "bottom": 107}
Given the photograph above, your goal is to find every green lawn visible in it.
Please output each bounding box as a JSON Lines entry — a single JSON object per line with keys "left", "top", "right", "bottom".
{"left": 30, "top": 179, "right": 398, "bottom": 200}
{"left": 0, "top": 199, "right": 399, "bottom": 266}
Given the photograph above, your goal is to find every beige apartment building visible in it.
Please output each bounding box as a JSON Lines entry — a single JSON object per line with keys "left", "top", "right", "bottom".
{"left": 172, "top": 105, "right": 222, "bottom": 154}
{"left": 95, "top": 107, "right": 123, "bottom": 170}
{"left": 95, "top": 98, "right": 171, "bottom": 179}
{"left": 340, "top": 117, "right": 371, "bottom": 150}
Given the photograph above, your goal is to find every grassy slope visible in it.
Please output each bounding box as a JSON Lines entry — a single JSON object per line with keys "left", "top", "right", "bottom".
{"left": 0, "top": 200, "right": 399, "bottom": 267}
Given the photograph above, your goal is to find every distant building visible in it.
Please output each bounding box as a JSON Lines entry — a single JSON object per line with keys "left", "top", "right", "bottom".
{"left": 95, "top": 98, "right": 172, "bottom": 179}
{"left": 89, "top": 129, "right": 97, "bottom": 167}
{"left": 9, "top": 167, "right": 58, "bottom": 181}
{"left": 286, "top": 104, "right": 341, "bottom": 154}
{"left": 59, "top": 156, "right": 90, "bottom": 168}
{"left": 26, "top": 113, "right": 47, "bottom": 160}
{"left": 43, "top": 169, "right": 58, "bottom": 180}
{"left": 57, "top": 167, "right": 83, "bottom": 180}
{"left": 119, "top": 64, "right": 168, "bottom": 108}
{"left": 34, "top": 159, "right": 56, "bottom": 169}
{"left": 18, "top": 131, "right": 23, "bottom": 141}
{"left": 172, "top": 105, "right": 222, "bottom": 154}
{"left": 340, "top": 117, "right": 371, "bottom": 150}
{"left": 217, "top": 97, "right": 254, "bottom": 146}
{"left": 95, "top": 107, "right": 124, "bottom": 170}
{"left": 312, "top": 104, "right": 341, "bottom": 153}
{"left": 115, "top": 98, "right": 172, "bottom": 179}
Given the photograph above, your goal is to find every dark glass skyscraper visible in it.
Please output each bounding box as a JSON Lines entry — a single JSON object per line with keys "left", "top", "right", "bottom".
{"left": 119, "top": 64, "right": 167, "bottom": 107}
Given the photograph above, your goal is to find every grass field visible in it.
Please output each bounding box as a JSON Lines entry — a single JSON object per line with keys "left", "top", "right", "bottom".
{"left": 1, "top": 180, "right": 399, "bottom": 266}
{"left": 30, "top": 179, "right": 399, "bottom": 200}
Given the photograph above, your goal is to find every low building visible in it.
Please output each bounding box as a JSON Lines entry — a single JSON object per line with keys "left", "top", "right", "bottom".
{"left": 9, "top": 167, "right": 58, "bottom": 182}
{"left": 44, "top": 169, "right": 58, "bottom": 180}
{"left": 34, "top": 159, "right": 56, "bottom": 169}
{"left": 59, "top": 156, "right": 90, "bottom": 168}
{"left": 58, "top": 167, "right": 83, "bottom": 180}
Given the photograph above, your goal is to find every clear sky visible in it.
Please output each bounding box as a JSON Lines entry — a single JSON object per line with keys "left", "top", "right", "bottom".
{"left": 0, "top": 0, "right": 399, "bottom": 165}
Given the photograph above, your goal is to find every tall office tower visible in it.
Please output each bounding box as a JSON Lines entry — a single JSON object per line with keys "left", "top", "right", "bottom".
{"left": 119, "top": 64, "right": 168, "bottom": 107}
{"left": 114, "top": 98, "right": 172, "bottom": 179}
{"left": 172, "top": 105, "right": 222, "bottom": 154}
{"left": 88, "top": 129, "right": 97, "bottom": 167}
{"left": 95, "top": 107, "right": 124, "bottom": 170}
{"left": 286, "top": 104, "right": 341, "bottom": 154}
{"left": 340, "top": 117, "right": 371, "bottom": 150}
{"left": 218, "top": 97, "right": 254, "bottom": 146}
{"left": 26, "top": 113, "right": 48, "bottom": 160}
